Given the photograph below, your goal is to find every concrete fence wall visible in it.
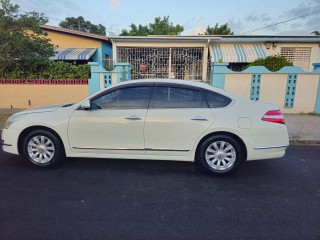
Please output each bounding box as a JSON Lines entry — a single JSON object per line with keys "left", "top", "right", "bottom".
{"left": 88, "top": 62, "right": 131, "bottom": 94}
{"left": 211, "top": 63, "right": 320, "bottom": 114}
{"left": 2, "top": 62, "right": 320, "bottom": 113}
{"left": 0, "top": 79, "right": 89, "bottom": 109}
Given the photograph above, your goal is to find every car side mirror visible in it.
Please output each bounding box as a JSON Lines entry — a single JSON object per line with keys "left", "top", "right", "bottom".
{"left": 80, "top": 100, "right": 91, "bottom": 110}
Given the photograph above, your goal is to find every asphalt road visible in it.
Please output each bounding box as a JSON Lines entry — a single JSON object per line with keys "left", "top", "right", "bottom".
{"left": 0, "top": 146, "right": 319, "bottom": 240}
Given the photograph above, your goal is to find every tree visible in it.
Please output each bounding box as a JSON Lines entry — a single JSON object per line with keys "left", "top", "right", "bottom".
{"left": 120, "top": 16, "right": 184, "bottom": 36}
{"left": 59, "top": 16, "right": 106, "bottom": 36}
{"left": 311, "top": 31, "right": 320, "bottom": 35}
{"left": 0, "top": 0, "right": 55, "bottom": 77}
{"left": 204, "top": 23, "right": 233, "bottom": 35}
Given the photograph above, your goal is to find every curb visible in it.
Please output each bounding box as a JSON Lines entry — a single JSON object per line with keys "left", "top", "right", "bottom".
{"left": 289, "top": 139, "right": 320, "bottom": 146}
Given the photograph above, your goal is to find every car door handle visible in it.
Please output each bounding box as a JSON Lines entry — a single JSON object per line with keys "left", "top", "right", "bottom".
{"left": 191, "top": 116, "right": 208, "bottom": 121}
{"left": 125, "top": 115, "right": 142, "bottom": 120}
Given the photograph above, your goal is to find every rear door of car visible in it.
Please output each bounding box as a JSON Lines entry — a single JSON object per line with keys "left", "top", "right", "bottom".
{"left": 144, "top": 83, "right": 214, "bottom": 156}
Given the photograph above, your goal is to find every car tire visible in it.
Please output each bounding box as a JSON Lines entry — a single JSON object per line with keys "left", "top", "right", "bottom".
{"left": 22, "top": 129, "right": 64, "bottom": 167}
{"left": 198, "top": 135, "right": 245, "bottom": 175}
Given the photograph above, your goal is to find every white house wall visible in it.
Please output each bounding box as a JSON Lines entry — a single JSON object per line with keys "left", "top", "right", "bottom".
{"left": 266, "top": 42, "right": 320, "bottom": 71}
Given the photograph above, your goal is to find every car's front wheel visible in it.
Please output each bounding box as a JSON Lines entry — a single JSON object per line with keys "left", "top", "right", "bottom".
{"left": 22, "top": 129, "right": 64, "bottom": 167}
{"left": 198, "top": 135, "right": 245, "bottom": 175}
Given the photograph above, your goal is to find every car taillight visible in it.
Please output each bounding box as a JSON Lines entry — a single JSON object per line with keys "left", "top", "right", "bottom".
{"left": 262, "top": 110, "right": 285, "bottom": 124}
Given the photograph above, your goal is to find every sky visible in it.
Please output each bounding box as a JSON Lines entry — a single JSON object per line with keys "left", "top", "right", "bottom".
{"left": 11, "top": 0, "right": 320, "bottom": 36}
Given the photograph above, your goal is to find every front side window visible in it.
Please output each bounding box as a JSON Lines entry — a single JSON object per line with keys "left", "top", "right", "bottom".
{"left": 203, "top": 89, "right": 232, "bottom": 108}
{"left": 151, "top": 86, "right": 203, "bottom": 108}
{"left": 91, "top": 86, "right": 151, "bottom": 109}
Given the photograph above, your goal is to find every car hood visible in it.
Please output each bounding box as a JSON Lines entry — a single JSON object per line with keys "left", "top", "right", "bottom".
{"left": 14, "top": 104, "right": 66, "bottom": 116}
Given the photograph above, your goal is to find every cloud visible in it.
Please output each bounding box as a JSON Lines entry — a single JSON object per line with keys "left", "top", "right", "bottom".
{"left": 228, "top": 18, "right": 245, "bottom": 34}
{"left": 13, "top": 0, "right": 82, "bottom": 22}
{"left": 242, "top": 0, "right": 320, "bottom": 34}
{"left": 290, "top": 23, "right": 301, "bottom": 29}
{"left": 306, "top": 16, "right": 320, "bottom": 30}
{"left": 108, "top": 0, "right": 119, "bottom": 11}
{"left": 245, "top": 12, "right": 271, "bottom": 22}
{"left": 283, "top": 0, "right": 320, "bottom": 31}
{"left": 275, "top": 30, "right": 312, "bottom": 36}
{"left": 184, "top": 26, "right": 205, "bottom": 35}
{"left": 284, "top": 2, "right": 313, "bottom": 17}
{"left": 184, "top": 17, "right": 204, "bottom": 31}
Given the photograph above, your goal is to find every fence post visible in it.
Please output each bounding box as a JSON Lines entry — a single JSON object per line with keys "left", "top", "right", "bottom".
{"left": 88, "top": 62, "right": 107, "bottom": 94}
{"left": 88, "top": 62, "right": 131, "bottom": 94}
{"left": 210, "top": 62, "right": 231, "bottom": 89}
{"left": 113, "top": 63, "right": 131, "bottom": 83}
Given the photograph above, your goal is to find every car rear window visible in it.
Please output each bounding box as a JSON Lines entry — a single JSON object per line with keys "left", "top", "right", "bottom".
{"left": 151, "top": 86, "right": 204, "bottom": 108}
{"left": 203, "top": 89, "right": 232, "bottom": 108}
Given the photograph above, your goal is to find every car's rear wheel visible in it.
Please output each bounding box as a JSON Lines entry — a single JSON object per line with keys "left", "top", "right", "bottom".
{"left": 22, "top": 130, "right": 64, "bottom": 167}
{"left": 198, "top": 135, "right": 245, "bottom": 175}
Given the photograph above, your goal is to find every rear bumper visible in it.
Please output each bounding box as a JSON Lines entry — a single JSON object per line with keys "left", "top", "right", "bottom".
{"left": 247, "top": 145, "right": 288, "bottom": 161}
{"left": 1, "top": 129, "right": 21, "bottom": 155}
{"left": 245, "top": 123, "right": 289, "bottom": 161}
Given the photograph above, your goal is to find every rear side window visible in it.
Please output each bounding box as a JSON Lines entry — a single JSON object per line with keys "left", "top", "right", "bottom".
{"left": 203, "top": 89, "right": 232, "bottom": 108}
{"left": 151, "top": 86, "right": 203, "bottom": 108}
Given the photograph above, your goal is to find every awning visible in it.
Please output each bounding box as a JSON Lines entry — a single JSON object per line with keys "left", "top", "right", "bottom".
{"left": 50, "top": 48, "right": 97, "bottom": 60}
{"left": 211, "top": 44, "right": 268, "bottom": 63}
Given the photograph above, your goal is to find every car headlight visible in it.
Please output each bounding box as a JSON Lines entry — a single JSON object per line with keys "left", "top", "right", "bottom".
{"left": 4, "top": 114, "right": 27, "bottom": 129}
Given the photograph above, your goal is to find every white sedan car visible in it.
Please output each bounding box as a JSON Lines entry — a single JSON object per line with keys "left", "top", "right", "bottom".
{"left": 1, "top": 79, "right": 289, "bottom": 174}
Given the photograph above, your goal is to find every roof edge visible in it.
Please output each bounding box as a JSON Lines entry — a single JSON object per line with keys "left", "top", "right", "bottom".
{"left": 41, "top": 25, "right": 111, "bottom": 43}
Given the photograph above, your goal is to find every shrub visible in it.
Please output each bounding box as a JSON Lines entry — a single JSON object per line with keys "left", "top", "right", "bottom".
{"left": 245, "top": 55, "right": 293, "bottom": 72}
{"left": 3, "top": 61, "right": 90, "bottom": 79}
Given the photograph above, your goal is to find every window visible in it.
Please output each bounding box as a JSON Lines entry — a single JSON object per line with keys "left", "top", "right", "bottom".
{"left": 151, "top": 86, "right": 203, "bottom": 108}
{"left": 91, "top": 86, "right": 151, "bottom": 109}
{"left": 117, "top": 47, "right": 204, "bottom": 80}
{"left": 203, "top": 90, "right": 232, "bottom": 108}
{"left": 280, "top": 47, "right": 311, "bottom": 71}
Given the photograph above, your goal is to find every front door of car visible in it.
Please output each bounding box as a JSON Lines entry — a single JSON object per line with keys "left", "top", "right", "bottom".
{"left": 68, "top": 84, "right": 152, "bottom": 155}
{"left": 144, "top": 85, "right": 214, "bottom": 156}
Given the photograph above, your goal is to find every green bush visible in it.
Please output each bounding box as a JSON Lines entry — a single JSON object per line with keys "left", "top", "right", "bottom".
{"left": 245, "top": 55, "right": 293, "bottom": 72}
{"left": 3, "top": 61, "right": 90, "bottom": 79}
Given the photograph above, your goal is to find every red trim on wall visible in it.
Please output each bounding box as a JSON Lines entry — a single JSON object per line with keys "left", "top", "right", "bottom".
{"left": 0, "top": 79, "right": 88, "bottom": 85}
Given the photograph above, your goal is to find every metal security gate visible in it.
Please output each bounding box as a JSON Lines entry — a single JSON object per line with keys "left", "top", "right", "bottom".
{"left": 117, "top": 47, "right": 204, "bottom": 80}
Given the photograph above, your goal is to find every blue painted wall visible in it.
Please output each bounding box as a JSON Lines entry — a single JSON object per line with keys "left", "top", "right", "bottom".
{"left": 88, "top": 62, "right": 131, "bottom": 94}
{"left": 91, "top": 42, "right": 112, "bottom": 65}
{"left": 315, "top": 78, "right": 320, "bottom": 113}
{"left": 210, "top": 63, "right": 232, "bottom": 89}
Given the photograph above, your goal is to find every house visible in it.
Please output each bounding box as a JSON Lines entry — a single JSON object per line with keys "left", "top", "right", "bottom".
{"left": 109, "top": 35, "right": 320, "bottom": 80}
{"left": 41, "top": 25, "right": 112, "bottom": 65}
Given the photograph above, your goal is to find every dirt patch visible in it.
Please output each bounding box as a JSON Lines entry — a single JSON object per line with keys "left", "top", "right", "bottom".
{"left": 0, "top": 109, "right": 23, "bottom": 129}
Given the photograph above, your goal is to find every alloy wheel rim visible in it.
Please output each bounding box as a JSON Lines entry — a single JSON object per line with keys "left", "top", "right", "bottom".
{"left": 205, "top": 141, "right": 236, "bottom": 171}
{"left": 27, "top": 135, "right": 55, "bottom": 163}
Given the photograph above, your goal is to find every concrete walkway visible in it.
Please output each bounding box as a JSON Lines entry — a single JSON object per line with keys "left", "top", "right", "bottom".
{"left": 285, "top": 114, "right": 320, "bottom": 144}
{"left": 0, "top": 109, "right": 319, "bottom": 144}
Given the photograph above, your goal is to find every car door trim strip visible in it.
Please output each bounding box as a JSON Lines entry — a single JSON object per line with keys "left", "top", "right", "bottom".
{"left": 72, "top": 147, "right": 190, "bottom": 152}
{"left": 253, "top": 145, "right": 289, "bottom": 150}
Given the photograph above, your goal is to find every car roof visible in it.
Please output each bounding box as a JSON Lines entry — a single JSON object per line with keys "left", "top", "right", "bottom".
{"left": 117, "top": 79, "right": 213, "bottom": 90}
{"left": 116, "top": 79, "right": 243, "bottom": 98}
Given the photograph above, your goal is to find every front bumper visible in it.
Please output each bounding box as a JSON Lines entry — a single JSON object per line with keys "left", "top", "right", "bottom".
{"left": 1, "top": 128, "right": 21, "bottom": 155}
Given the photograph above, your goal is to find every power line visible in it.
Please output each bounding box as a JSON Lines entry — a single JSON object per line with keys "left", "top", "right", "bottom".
{"left": 242, "top": 9, "right": 320, "bottom": 34}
